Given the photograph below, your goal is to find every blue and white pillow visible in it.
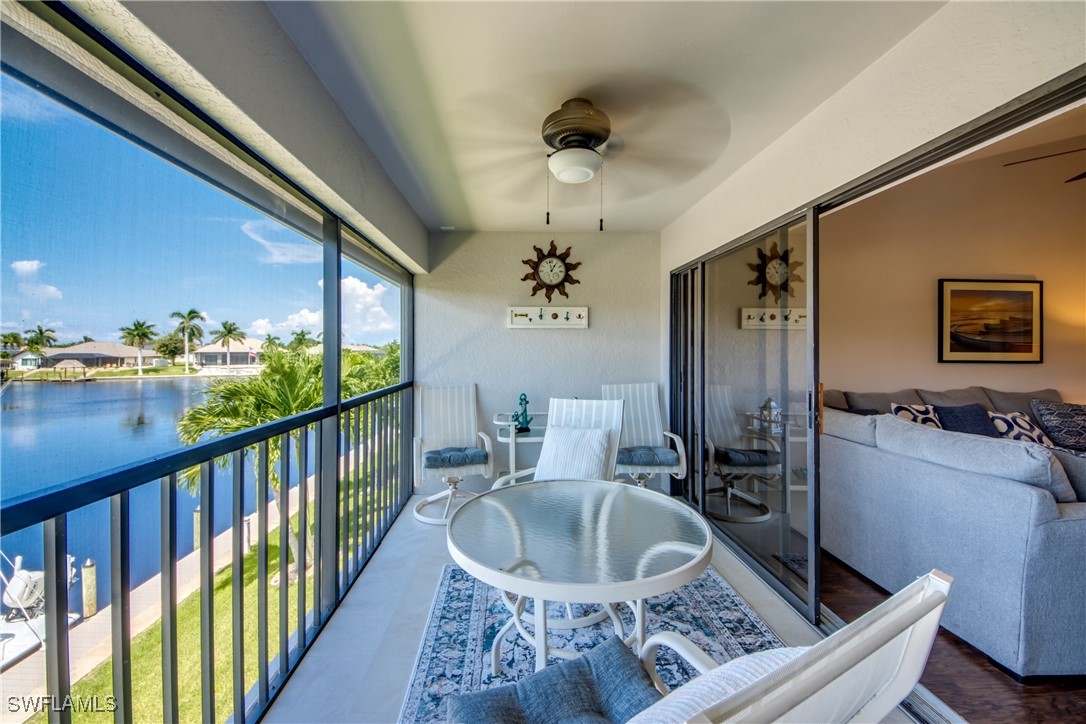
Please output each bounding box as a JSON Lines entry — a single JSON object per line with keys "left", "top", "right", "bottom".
{"left": 1031, "top": 400, "right": 1086, "bottom": 452}
{"left": 890, "top": 403, "right": 941, "bottom": 429}
{"left": 988, "top": 411, "right": 1054, "bottom": 447}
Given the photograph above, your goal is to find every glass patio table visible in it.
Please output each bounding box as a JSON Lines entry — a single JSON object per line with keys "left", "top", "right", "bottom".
{"left": 447, "top": 479, "right": 712, "bottom": 673}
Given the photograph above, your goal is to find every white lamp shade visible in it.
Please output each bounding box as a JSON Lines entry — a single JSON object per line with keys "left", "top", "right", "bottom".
{"left": 548, "top": 147, "right": 602, "bottom": 184}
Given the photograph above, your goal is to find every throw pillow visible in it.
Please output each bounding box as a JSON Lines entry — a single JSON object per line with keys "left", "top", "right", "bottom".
{"left": 1031, "top": 400, "right": 1086, "bottom": 452}
{"left": 534, "top": 426, "right": 609, "bottom": 481}
{"left": 1051, "top": 447, "right": 1086, "bottom": 502}
{"left": 988, "top": 411, "right": 1055, "bottom": 447}
{"left": 827, "top": 406, "right": 879, "bottom": 416}
{"left": 933, "top": 404, "right": 1001, "bottom": 438}
{"left": 890, "top": 403, "right": 942, "bottom": 429}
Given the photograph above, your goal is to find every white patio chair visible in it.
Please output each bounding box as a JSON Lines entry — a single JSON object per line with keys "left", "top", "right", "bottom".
{"left": 413, "top": 384, "right": 493, "bottom": 525}
{"left": 491, "top": 397, "right": 624, "bottom": 488}
{"left": 602, "top": 382, "right": 686, "bottom": 488}
{"left": 447, "top": 570, "right": 953, "bottom": 724}
{"left": 703, "top": 383, "right": 780, "bottom": 523}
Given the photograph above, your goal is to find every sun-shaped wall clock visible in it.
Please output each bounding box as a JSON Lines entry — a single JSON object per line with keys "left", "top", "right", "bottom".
{"left": 747, "top": 241, "right": 804, "bottom": 304}
{"left": 521, "top": 241, "right": 581, "bottom": 302}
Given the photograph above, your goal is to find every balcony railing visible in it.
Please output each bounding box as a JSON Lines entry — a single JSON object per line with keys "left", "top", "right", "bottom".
{"left": 0, "top": 381, "right": 413, "bottom": 723}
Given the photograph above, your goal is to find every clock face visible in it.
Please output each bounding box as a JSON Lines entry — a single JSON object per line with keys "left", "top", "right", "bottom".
{"left": 765, "top": 259, "right": 788, "bottom": 285}
{"left": 521, "top": 241, "right": 581, "bottom": 302}
{"left": 747, "top": 241, "right": 804, "bottom": 304}
{"left": 538, "top": 257, "right": 567, "bottom": 286}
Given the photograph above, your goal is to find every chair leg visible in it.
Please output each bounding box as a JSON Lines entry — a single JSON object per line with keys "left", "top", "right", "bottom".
{"left": 705, "top": 474, "right": 772, "bottom": 524}
{"left": 413, "top": 477, "right": 478, "bottom": 525}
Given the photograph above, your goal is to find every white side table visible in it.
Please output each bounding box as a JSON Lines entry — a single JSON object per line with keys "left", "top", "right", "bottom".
{"left": 493, "top": 412, "right": 548, "bottom": 474}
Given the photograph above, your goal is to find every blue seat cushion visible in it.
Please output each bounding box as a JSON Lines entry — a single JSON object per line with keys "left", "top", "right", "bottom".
{"left": 617, "top": 445, "right": 681, "bottom": 467}
{"left": 424, "top": 446, "right": 488, "bottom": 469}
{"left": 715, "top": 448, "right": 781, "bottom": 466}
{"left": 446, "top": 636, "right": 661, "bottom": 723}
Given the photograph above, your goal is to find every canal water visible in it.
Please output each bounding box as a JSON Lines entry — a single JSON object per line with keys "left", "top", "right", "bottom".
{"left": 1, "top": 378, "right": 295, "bottom": 612}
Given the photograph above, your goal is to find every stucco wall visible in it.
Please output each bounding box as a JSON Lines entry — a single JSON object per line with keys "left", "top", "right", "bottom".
{"left": 820, "top": 141, "right": 1086, "bottom": 402}
{"left": 416, "top": 231, "right": 660, "bottom": 481}
{"left": 660, "top": 3, "right": 1086, "bottom": 378}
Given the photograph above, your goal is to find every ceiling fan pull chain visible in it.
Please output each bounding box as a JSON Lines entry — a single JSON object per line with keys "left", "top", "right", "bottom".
{"left": 599, "top": 165, "right": 604, "bottom": 231}
{"left": 546, "top": 162, "right": 551, "bottom": 225}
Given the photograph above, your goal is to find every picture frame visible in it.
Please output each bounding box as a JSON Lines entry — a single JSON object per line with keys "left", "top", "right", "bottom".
{"left": 938, "top": 279, "right": 1042, "bottom": 363}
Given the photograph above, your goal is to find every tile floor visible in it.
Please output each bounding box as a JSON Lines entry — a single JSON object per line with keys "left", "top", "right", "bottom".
{"left": 265, "top": 491, "right": 829, "bottom": 723}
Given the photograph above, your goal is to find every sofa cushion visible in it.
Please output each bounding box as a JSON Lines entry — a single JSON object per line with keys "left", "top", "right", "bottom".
{"left": 823, "top": 408, "right": 878, "bottom": 447}
{"left": 917, "top": 386, "right": 994, "bottom": 410}
{"left": 934, "top": 404, "right": 1001, "bottom": 438}
{"left": 984, "top": 388, "right": 1062, "bottom": 423}
{"left": 890, "top": 403, "right": 942, "bottom": 429}
{"left": 989, "top": 411, "right": 1055, "bottom": 447}
{"left": 845, "top": 389, "right": 921, "bottom": 414}
{"left": 875, "top": 415, "right": 1077, "bottom": 503}
{"left": 1051, "top": 448, "right": 1086, "bottom": 502}
{"left": 1031, "top": 400, "right": 1086, "bottom": 452}
{"left": 823, "top": 388, "right": 848, "bottom": 410}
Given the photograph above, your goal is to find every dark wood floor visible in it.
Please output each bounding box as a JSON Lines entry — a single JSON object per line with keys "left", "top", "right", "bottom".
{"left": 819, "top": 553, "right": 1086, "bottom": 723}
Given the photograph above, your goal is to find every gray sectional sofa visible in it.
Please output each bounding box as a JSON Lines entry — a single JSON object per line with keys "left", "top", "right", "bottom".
{"left": 820, "top": 387, "right": 1086, "bottom": 678}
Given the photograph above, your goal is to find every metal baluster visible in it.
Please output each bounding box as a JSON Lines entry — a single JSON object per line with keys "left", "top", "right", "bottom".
{"left": 231, "top": 450, "right": 245, "bottom": 723}
{"left": 111, "top": 490, "right": 132, "bottom": 723}
{"left": 257, "top": 441, "right": 269, "bottom": 706}
{"left": 352, "top": 406, "right": 361, "bottom": 574}
{"left": 341, "top": 409, "right": 351, "bottom": 582}
{"left": 313, "top": 421, "right": 322, "bottom": 624}
{"left": 199, "top": 461, "right": 215, "bottom": 723}
{"left": 297, "top": 425, "right": 308, "bottom": 650}
{"left": 161, "top": 474, "right": 179, "bottom": 723}
{"left": 278, "top": 432, "right": 290, "bottom": 678}
{"left": 44, "top": 514, "right": 71, "bottom": 724}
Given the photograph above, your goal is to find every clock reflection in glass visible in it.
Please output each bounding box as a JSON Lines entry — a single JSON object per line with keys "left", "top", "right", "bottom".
{"left": 747, "top": 241, "right": 804, "bottom": 304}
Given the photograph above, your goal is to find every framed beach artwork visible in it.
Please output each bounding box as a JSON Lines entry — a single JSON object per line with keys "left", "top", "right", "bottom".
{"left": 938, "top": 279, "right": 1042, "bottom": 363}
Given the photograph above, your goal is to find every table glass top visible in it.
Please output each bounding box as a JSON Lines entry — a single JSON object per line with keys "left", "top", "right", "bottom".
{"left": 448, "top": 480, "right": 710, "bottom": 586}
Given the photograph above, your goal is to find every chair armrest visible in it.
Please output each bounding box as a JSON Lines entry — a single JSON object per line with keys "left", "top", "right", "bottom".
{"left": 492, "top": 468, "right": 536, "bottom": 489}
{"left": 413, "top": 437, "right": 423, "bottom": 488}
{"left": 639, "top": 631, "right": 720, "bottom": 694}
{"left": 663, "top": 431, "right": 687, "bottom": 480}
{"left": 478, "top": 431, "right": 494, "bottom": 479}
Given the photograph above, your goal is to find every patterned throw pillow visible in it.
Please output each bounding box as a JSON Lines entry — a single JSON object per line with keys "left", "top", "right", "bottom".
{"left": 1031, "top": 400, "right": 1086, "bottom": 452}
{"left": 890, "top": 403, "right": 942, "bottom": 429}
{"left": 989, "top": 411, "right": 1055, "bottom": 447}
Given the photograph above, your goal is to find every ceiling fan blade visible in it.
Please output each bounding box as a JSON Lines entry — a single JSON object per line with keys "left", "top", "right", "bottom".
{"left": 1003, "top": 147, "right": 1086, "bottom": 167}
{"left": 1066, "top": 171, "right": 1086, "bottom": 183}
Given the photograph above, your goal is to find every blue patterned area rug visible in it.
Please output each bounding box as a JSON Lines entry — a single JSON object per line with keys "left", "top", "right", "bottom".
{"left": 399, "top": 564, "right": 785, "bottom": 723}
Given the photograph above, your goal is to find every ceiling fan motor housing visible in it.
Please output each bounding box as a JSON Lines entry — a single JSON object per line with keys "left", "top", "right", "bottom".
{"left": 542, "top": 98, "right": 611, "bottom": 150}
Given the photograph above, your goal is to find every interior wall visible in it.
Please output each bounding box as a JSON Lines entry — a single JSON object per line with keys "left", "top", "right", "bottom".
{"left": 819, "top": 142, "right": 1086, "bottom": 401}
{"left": 659, "top": 3, "right": 1085, "bottom": 378}
{"left": 416, "top": 231, "right": 660, "bottom": 479}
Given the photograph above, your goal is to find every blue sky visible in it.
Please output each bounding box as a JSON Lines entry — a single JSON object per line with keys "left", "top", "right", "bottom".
{"left": 1, "top": 73, "right": 400, "bottom": 347}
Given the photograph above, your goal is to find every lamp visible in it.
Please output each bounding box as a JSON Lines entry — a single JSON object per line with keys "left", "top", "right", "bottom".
{"left": 548, "top": 147, "right": 602, "bottom": 184}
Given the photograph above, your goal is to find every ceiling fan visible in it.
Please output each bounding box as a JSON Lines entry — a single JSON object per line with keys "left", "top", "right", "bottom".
{"left": 541, "top": 98, "right": 612, "bottom": 184}
{"left": 1002, "top": 146, "right": 1086, "bottom": 182}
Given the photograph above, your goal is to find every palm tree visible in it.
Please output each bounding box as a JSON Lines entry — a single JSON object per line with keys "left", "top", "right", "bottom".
{"left": 170, "top": 308, "right": 206, "bottom": 375}
{"left": 288, "top": 329, "right": 317, "bottom": 352}
{"left": 118, "top": 320, "right": 157, "bottom": 375}
{"left": 262, "top": 335, "right": 283, "bottom": 352}
{"left": 1, "top": 332, "right": 24, "bottom": 353}
{"left": 80, "top": 335, "right": 94, "bottom": 343}
{"left": 211, "top": 321, "right": 246, "bottom": 369}
{"left": 24, "top": 325, "right": 56, "bottom": 348}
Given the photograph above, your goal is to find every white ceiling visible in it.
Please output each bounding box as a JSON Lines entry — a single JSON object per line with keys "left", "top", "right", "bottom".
{"left": 269, "top": 1, "right": 946, "bottom": 233}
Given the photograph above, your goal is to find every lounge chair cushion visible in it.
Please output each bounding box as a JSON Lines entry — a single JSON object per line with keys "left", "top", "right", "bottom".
{"left": 629, "top": 646, "right": 808, "bottom": 723}
{"left": 424, "top": 447, "right": 488, "bottom": 469}
{"left": 714, "top": 448, "right": 781, "bottom": 466}
{"left": 534, "top": 426, "right": 609, "bottom": 481}
{"left": 617, "top": 445, "right": 681, "bottom": 467}
{"left": 446, "top": 636, "right": 660, "bottom": 723}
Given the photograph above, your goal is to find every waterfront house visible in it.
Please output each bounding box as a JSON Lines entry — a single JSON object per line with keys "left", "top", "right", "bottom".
{"left": 11, "top": 350, "right": 43, "bottom": 370}
{"left": 43, "top": 341, "right": 160, "bottom": 369}
{"left": 194, "top": 337, "right": 265, "bottom": 367}
{"left": 0, "top": 2, "right": 1082, "bottom": 723}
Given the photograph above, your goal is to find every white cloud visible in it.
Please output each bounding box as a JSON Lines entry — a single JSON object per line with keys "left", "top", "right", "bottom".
{"left": 11, "top": 260, "right": 43, "bottom": 276}
{"left": 241, "top": 220, "right": 321, "bottom": 265}
{"left": 244, "top": 277, "right": 395, "bottom": 343}
{"left": 18, "top": 282, "right": 62, "bottom": 301}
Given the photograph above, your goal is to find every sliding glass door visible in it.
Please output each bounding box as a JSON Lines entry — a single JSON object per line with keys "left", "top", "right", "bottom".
{"left": 671, "top": 212, "right": 819, "bottom": 622}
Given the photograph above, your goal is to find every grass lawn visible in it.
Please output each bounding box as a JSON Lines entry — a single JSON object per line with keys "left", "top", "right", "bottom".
{"left": 39, "top": 518, "right": 316, "bottom": 723}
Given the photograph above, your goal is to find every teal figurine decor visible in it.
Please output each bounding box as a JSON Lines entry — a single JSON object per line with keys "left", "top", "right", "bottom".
{"left": 512, "top": 393, "right": 533, "bottom": 434}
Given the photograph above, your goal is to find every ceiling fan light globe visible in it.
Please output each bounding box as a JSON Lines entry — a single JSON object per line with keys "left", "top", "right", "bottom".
{"left": 548, "top": 147, "right": 602, "bottom": 184}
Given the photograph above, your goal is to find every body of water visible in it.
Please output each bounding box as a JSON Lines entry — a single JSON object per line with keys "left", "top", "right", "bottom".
{"left": 1, "top": 378, "right": 297, "bottom": 611}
